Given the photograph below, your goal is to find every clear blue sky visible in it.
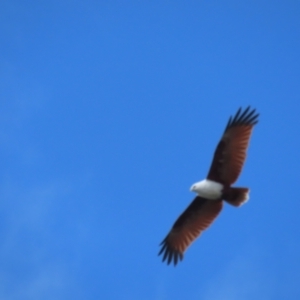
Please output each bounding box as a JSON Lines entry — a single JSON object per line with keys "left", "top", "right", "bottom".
{"left": 1, "top": 1, "right": 300, "bottom": 299}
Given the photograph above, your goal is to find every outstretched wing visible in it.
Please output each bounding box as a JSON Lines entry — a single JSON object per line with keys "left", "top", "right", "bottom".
{"left": 158, "top": 197, "right": 223, "bottom": 265}
{"left": 207, "top": 106, "right": 259, "bottom": 185}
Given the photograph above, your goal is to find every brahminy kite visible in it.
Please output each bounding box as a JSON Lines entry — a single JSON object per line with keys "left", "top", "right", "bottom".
{"left": 158, "top": 106, "right": 259, "bottom": 265}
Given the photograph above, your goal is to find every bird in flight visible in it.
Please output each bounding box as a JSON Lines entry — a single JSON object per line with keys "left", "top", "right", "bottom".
{"left": 158, "top": 106, "right": 259, "bottom": 265}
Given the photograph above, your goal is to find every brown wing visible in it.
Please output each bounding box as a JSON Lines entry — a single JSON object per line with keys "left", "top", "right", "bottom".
{"left": 207, "top": 106, "right": 259, "bottom": 185}
{"left": 158, "top": 197, "right": 223, "bottom": 265}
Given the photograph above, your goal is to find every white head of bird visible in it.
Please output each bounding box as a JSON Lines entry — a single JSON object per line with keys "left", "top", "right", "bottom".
{"left": 190, "top": 179, "right": 223, "bottom": 200}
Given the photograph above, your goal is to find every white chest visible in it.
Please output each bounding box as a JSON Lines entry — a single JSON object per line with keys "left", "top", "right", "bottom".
{"left": 190, "top": 179, "right": 223, "bottom": 200}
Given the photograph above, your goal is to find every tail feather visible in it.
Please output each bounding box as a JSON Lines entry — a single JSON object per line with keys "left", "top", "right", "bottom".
{"left": 223, "top": 187, "right": 249, "bottom": 207}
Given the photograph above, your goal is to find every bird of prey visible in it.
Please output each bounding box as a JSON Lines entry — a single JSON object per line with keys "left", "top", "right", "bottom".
{"left": 158, "top": 106, "right": 259, "bottom": 265}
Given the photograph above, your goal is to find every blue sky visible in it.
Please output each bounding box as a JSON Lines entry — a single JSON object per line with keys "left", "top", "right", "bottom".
{"left": 1, "top": 1, "right": 300, "bottom": 299}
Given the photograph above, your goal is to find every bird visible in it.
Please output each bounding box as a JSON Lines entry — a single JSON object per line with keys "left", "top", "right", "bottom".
{"left": 158, "top": 106, "right": 259, "bottom": 266}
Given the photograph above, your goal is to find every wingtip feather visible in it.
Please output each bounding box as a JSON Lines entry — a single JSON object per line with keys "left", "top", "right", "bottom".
{"left": 225, "top": 106, "right": 259, "bottom": 130}
{"left": 158, "top": 237, "right": 184, "bottom": 266}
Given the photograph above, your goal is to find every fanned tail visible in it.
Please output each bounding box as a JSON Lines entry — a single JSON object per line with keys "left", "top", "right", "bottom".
{"left": 223, "top": 187, "right": 249, "bottom": 207}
